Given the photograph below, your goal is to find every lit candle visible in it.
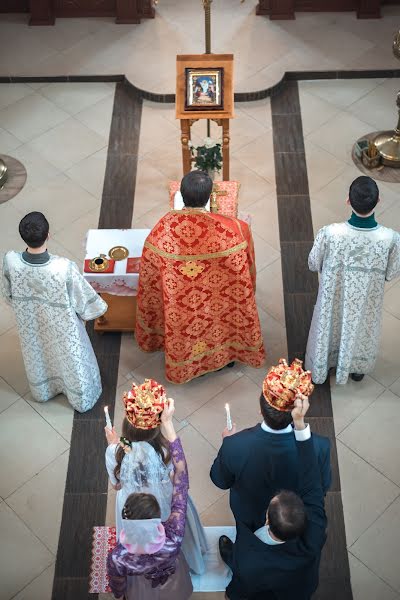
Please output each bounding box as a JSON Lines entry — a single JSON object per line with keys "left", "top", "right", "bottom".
{"left": 104, "top": 406, "right": 112, "bottom": 431}
{"left": 225, "top": 403, "right": 232, "bottom": 431}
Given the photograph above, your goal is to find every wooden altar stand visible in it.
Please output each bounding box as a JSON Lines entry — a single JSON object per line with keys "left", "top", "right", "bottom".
{"left": 176, "top": 54, "right": 234, "bottom": 180}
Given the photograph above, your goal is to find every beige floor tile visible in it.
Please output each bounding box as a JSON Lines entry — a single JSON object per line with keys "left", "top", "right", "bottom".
{"left": 144, "top": 143, "right": 185, "bottom": 182}
{"left": 0, "top": 399, "right": 69, "bottom": 498}
{"left": 255, "top": 258, "right": 285, "bottom": 326}
{"left": 339, "top": 389, "right": 400, "bottom": 487}
{"left": 252, "top": 231, "right": 280, "bottom": 273}
{"left": 52, "top": 207, "right": 100, "bottom": 263}
{"left": 8, "top": 144, "right": 61, "bottom": 191}
{"left": 39, "top": 81, "right": 113, "bottom": 116}
{"left": 0, "top": 298, "right": 16, "bottom": 336}
{"left": 7, "top": 451, "right": 69, "bottom": 554}
{"left": 27, "top": 117, "right": 107, "bottom": 171}
{"left": 307, "top": 112, "right": 372, "bottom": 168}
{"left": 233, "top": 131, "right": 275, "bottom": 182}
{"left": 75, "top": 93, "right": 115, "bottom": 138}
{"left": 66, "top": 148, "right": 108, "bottom": 199}
{"left": 0, "top": 83, "right": 34, "bottom": 110}
{"left": 247, "top": 194, "right": 280, "bottom": 252}
{"left": 13, "top": 562, "right": 55, "bottom": 600}
{"left": 0, "top": 375, "right": 21, "bottom": 414}
{"left": 331, "top": 375, "right": 385, "bottom": 435}
{"left": 337, "top": 440, "right": 399, "bottom": 547}
{"left": 0, "top": 327, "right": 29, "bottom": 397}
{"left": 0, "top": 500, "right": 53, "bottom": 600}
{"left": 298, "top": 89, "right": 340, "bottom": 136}
{"left": 47, "top": 236, "right": 82, "bottom": 265}
{"left": 11, "top": 174, "right": 100, "bottom": 234}
{"left": 106, "top": 486, "right": 117, "bottom": 528}
{"left": 25, "top": 391, "right": 74, "bottom": 443}
{"left": 0, "top": 126, "right": 23, "bottom": 153}
{"left": 228, "top": 108, "right": 271, "bottom": 153}
{"left": 131, "top": 352, "right": 243, "bottom": 421}
{"left": 348, "top": 553, "right": 399, "bottom": 600}
{"left": 179, "top": 425, "right": 225, "bottom": 514}
{"left": 138, "top": 104, "right": 180, "bottom": 157}
{"left": 346, "top": 78, "right": 400, "bottom": 132}
{"left": 390, "top": 376, "right": 400, "bottom": 398}
{"left": 188, "top": 375, "right": 261, "bottom": 450}
{"left": 304, "top": 139, "right": 347, "bottom": 194}
{"left": 384, "top": 280, "right": 400, "bottom": 321}
{"left": 370, "top": 310, "right": 400, "bottom": 388}
{"left": 200, "top": 493, "right": 235, "bottom": 527}
{"left": 380, "top": 203, "right": 400, "bottom": 233}
{"left": 238, "top": 99, "right": 272, "bottom": 129}
{"left": 118, "top": 334, "right": 149, "bottom": 380}
{"left": 350, "top": 496, "right": 400, "bottom": 593}
{"left": 0, "top": 201, "right": 33, "bottom": 253}
{"left": 300, "top": 78, "right": 384, "bottom": 111}
{"left": 0, "top": 93, "right": 69, "bottom": 143}
{"left": 230, "top": 157, "right": 275, "bottom": 209}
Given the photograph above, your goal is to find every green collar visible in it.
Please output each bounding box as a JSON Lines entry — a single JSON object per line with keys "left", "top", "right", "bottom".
{"left": 348, "top": 212, "right": 377, "bottom": 229}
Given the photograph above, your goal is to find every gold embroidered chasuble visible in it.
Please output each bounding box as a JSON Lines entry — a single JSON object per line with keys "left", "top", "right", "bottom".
{"left": 135, "top": 209, "right": 265, "bottom": 384}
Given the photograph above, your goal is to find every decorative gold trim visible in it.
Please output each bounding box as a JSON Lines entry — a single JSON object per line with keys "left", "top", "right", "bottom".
{"left": 144, "top": 240, "right": 247, "bottom": 261}
{"left": 167, "top": 338, "right": 264, "bottom": 367}
{"left": 165, "top": 356, "right": 266, "bottom": 385}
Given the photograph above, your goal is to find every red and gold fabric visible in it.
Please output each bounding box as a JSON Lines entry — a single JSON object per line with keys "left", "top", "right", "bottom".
{"left": 135, "top": 208, "right": 265, "bottom": 384}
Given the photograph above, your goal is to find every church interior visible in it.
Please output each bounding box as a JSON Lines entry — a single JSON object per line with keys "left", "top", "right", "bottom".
{"left": 1, "top": 1, "right": 400, "bottom": 599}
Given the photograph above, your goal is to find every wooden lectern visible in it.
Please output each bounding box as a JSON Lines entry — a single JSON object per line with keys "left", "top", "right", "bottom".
{"left": 176, "top": 54, "right": 234, "bottom": 180}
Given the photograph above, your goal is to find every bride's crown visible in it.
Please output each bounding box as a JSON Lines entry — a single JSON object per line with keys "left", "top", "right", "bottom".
{"left": 262, "top": 358, "right": 314, "bottom": 412}
{"left": 123, "top": 379, "right": 166, "bottom": 430}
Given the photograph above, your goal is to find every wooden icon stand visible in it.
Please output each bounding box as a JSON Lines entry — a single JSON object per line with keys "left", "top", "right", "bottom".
{"left": 176, "top": 54, "right": 234, "bottom": 180}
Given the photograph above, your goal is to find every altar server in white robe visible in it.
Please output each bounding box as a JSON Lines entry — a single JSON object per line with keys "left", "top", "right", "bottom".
{"left": 1, "top": 211, "right": 107, "bottom": 412}
{"left": 305, "top": 176, "right": 400, "bottom": 385}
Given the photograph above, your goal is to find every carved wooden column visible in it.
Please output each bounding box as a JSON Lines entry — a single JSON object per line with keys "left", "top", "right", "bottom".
{"left": 29, "top": 0, "right": 55, "bottom": 25}
{"left": 115, "top": 0, "right": 141, "bottom": 23}
{"left": 180, "top": 120, "right": 192, "bottom": 176}
{"left": 256, "top": 0, "right": 295, "bottom": 19}
{"left": 357, "top": 0, "right": 381, "bottom": 18}
{"left": 222, "top": 119, "right": 230, "bottom": 181}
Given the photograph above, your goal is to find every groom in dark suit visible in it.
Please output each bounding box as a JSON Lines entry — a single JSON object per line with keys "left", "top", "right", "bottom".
{"left": 210, "top": 365, "right": 331, "bottom": 530}
{"left": 219, "top": 394, "right": 327, "bottom": 600}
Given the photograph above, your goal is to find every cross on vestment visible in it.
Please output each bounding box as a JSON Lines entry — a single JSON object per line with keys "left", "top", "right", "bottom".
{"left": 210, "top": 183, "right": 227, "bottom": 212}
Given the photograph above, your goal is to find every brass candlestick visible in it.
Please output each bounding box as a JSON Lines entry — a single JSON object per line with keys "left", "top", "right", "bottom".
{"left": 0, "top": 158, "right": 8, "bottom": 189}
{"left": 373, "top": 31, "right": 400, "bottom": 167}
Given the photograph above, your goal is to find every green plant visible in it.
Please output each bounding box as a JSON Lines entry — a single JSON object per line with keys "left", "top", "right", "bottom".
{"left": 190, "top": 137, "right": 222, "bottom": 173}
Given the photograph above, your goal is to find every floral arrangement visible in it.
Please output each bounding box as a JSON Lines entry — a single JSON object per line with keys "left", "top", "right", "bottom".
{"left": 189, "top": 137, "right": 222, "bottom": 174}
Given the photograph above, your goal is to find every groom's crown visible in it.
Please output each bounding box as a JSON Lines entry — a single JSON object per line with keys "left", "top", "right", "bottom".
{"left": 262, "top": 358, "right": 314, "bottom": 412}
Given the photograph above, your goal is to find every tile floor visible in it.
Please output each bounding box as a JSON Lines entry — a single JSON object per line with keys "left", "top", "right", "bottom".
{"left": 0, "top": 36, "right": 400, "bottom": 600}
{"left": 0, "top": 3, "right": 400, "bottom": 94}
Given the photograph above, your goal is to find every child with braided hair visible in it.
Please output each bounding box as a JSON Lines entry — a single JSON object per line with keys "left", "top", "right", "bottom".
{"left": 105, "top": 379, "right": 207, "bottom": 575}
{"left": 107, "top": 397, "right": 193, "bottom": 600}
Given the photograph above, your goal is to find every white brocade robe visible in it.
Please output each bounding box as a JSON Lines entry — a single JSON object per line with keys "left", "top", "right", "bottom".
{"left": 1, "top": 251, "right": 108, "bottom": 412}
{"left": 305, "top": 223, "right": 400, "bottom": 385}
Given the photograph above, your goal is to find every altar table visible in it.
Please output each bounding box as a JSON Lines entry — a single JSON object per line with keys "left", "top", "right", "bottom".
{"left": 84, "top": 229, "right": 150, "bottom": 333}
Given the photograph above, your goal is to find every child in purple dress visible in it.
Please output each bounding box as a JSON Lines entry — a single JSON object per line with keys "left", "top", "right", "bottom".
{"left": 107, "top": 399, "right": 193, "bottom": 600}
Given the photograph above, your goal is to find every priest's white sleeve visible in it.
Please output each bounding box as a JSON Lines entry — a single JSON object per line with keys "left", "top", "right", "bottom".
{"left": 67, "top": 261, "right": 108, "bottom": 321}
{"left": 308, "top": 227, "right": 327, "bottom": 273}
{"left": 386, "top": 231, "right": 400, "bottom": 282}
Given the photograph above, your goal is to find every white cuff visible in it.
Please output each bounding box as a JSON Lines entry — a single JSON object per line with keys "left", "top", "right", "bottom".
{"left": 294, "top": 424, "right": 311, "bottom": 441}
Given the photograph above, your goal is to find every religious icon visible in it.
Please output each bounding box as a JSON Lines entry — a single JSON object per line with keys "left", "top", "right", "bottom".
{"left": 185, "top": 68, "right": 223, "bottom": 110}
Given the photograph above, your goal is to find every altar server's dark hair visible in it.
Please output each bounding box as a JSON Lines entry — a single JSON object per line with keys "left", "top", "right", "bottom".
{"left": 259, "top": 393, "right": 292, "bottom": 430}
{"left": 122, "top": 492, "right": 161, "bottom": 520}
{"left": 19, "top": 212, "right": 49, "bottom": 248}
{"left": 268, "top": 490, "right": 307, "bottom": 541}
{"left": 349, "top": 176, "right": 379, "bottom": 215}
{"left": 180, "top": 170, "right": 213, "bottom": 207}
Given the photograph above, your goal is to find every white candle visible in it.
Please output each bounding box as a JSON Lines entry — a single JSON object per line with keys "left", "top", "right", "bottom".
{"left": 104, "top": 406, "right": 112, "bottom": 431}
{"left": 225, "top": 403, "right": 232, "bottom": 431}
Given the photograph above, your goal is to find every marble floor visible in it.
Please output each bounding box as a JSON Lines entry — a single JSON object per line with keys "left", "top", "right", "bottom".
{"left": 0, "top": 2, "right": 400, "bottom": 93}
{"left": 1, "top": 75, "right": 400, "bottom": 600}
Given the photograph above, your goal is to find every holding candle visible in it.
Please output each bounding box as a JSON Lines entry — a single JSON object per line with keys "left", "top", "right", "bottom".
{"left": 104, "top": 405, "right": 113, "bottom": 431}
{"left": 225, "top": 403, "right": 232, "bottom": 431}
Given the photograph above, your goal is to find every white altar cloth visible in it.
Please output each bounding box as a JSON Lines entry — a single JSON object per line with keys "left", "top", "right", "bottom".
{"left": 83, "top": 229, "right": 150, "bottom": 296}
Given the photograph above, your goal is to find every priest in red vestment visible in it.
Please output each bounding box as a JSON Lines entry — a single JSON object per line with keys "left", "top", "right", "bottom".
{"left": 135, "top": 170, "right": 266, "bottom": 384}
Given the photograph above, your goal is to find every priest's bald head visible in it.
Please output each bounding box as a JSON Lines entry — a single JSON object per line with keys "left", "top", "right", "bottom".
{"left": 180, "top": 170, "right": 213, "bottom": 208}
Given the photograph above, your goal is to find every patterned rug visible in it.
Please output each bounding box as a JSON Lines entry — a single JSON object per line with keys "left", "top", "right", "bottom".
{"left": 89, "top": 525, "right": 236, "bottom": 594}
